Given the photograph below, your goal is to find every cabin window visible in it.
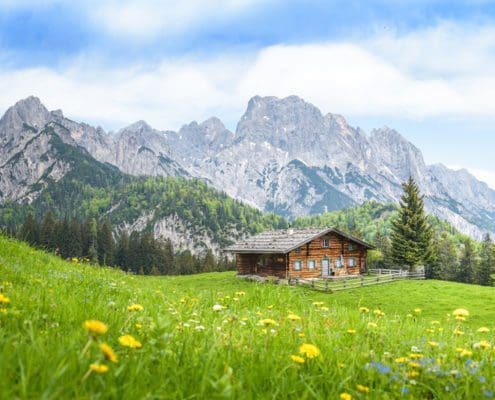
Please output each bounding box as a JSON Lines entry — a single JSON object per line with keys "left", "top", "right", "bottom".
{"left": 293, "top": 260, "right": 302, "bottom": 271}
{"left": 349, "top": 243, "right": 355, "bottom": 251}
{"left": 348, "top": 257, "right": 356, "bottom": 267}
{"left": 335, "top": 258, "right": 343, "bottom": 268}
{"left": 308, "top": 260, "right": 316, "bottom": 270}
{"left": 321, "top": 238, "right": 329, "bottom": 248}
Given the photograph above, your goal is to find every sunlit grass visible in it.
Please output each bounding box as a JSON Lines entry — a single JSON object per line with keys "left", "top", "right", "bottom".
{"left": 1, "top": 236, "right": 494, "bottom": 399}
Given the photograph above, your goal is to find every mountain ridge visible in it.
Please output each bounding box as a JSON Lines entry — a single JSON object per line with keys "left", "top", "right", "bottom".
{"left": 1, "top": 95, "right": 494, "bottom": 239}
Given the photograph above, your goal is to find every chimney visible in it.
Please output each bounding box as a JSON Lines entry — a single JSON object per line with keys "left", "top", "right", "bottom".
{"left": 287, "top": 224, "right": 294, "bottom": 235}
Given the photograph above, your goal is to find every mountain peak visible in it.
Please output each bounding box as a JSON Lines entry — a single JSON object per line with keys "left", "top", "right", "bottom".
{"left": 0, "top": 96, "right": 51, "bottom": 133}
{"left": 123, "top": 120, "right": 152, "bottom": 132}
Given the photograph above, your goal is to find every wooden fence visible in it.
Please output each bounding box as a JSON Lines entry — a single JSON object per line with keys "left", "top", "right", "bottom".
{"left": 289, "top": 269, "right": 425, "bottom": 292}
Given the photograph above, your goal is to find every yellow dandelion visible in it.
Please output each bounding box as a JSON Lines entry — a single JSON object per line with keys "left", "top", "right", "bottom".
{"left": 477, "top": 327, "right": 490, "bottom": 333}
{"left": 395, "top": 357, "right": 409, "bottom": 364}
{"left": 453, "top": 328, "right": 464, "bottom": 336}
{"left": 118, "top": 334, "right": 142, "bottom": 349}
{"left": 298, "top": 332, "right": 305, "bottom": 338}
{"left": 409, "top": 353, "right": 424, "bottom": 359}
{"left": 99, "top": 343, "right": 118, "bottom": 363}
{"left": 452, "top": 308, "right": 469, "bottom": 318}
{"left": 455, "top": 315, "right": 466, "bottom": 322}
{"left": 299, "top": 343, "right": 320, "bottom": 359}
{"left": 320, "top": 306, "right": 329, "bottom": 312}
{"left": 356, "top": 384, "right": 370, "bottom": 393}
{"left": 409, "top": 362, "right": 421, "bottom": 369}
{"left": 290, "top": 355, "right": 305, "bottom": 364}
{"left": 338, "top": 362, "right": 346, "bottom": 369}
{"left": 427, "top": 341, "right": 439, "bottom": 348}
{"left": 347, "top": 328, "right": 356, "bottom": 334}
{"left": 473, "top": 340, "right": 492, "bottom": 350}
{"left": 359, "top": 306, "right": 369, "bottom": 313}
{"left": 0, "top": 294, "right": 10, "bottom": 304}
{"left": 235, "top": 291, "right": 246, "bottom": 296}
{"left": 367, "top": 322, "right": 378, "bottom": 329}
{"left": 406, "top": 313, "right": 413, "bottom": 318}
{"left": 89, "top": 363, "right": 109, "bottom": 374}
{"left": 83, "top": 320, "right": 108, "bottom": 336}
{"left": 408, "top": 371, "right": 420, "bottom": 378}
{"left": 127, "top": 304, "right": 144, "bottom": 312}
{"left": 287, "top": 314, "right": 301, "bottom": 321}
{"left": 455, "top": 348, "right": 472, "bottom": 357}
{"left": 413, "top": 308, "right": 422, "bottom": 314}
{"left": 312, "top": 301, "right": 324, "bottom": 307}
{"left": 340, "top": 393, "right": 352, "bottom": 400}
{"left": 431, "top": 320, "right": 440, "bottom": 325}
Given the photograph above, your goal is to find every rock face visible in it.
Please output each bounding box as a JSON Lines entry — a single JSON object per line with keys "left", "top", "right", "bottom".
{"left": 1, "top": 95, "right": 495, "bottom": 239}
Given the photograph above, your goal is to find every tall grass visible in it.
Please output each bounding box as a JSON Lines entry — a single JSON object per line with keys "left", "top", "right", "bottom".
{"left": 0, "top": 236, "right": 494, "bottom": 399}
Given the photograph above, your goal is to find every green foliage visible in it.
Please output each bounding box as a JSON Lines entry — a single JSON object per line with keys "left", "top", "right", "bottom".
{"left": 477, "top": 234, "right": 495, "bottom": 286}
{"left": 1, "top": 236, "right": 495, "bottom": 399}
{"left": 390, "top": 177, "right": 434, "bottom": 270}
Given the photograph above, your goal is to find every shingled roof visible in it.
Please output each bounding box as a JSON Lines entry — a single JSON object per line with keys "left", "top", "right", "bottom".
{"left": 225, "top": 227, "right": 374, "bottom": 254}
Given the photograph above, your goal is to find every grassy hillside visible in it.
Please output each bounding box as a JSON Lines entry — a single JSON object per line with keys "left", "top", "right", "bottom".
{"left": 1, "top": 236, "right": 494, "bottom": 399}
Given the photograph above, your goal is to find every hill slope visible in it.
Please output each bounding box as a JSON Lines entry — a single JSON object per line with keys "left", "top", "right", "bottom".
{"left": 1, "top": 236, "right": 494, "bottom": 399}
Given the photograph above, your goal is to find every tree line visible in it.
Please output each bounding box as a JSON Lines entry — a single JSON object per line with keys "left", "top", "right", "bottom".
{"left": 370, "top": 177, "right": 494, "bottom": 286}
{"left": 15, "top": 211, "right": 232, "bottom": 275}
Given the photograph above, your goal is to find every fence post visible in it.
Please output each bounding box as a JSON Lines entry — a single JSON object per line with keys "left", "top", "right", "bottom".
{"left": 325, "top": 280, "right": 329, "bottom": 292}
{"left": 311, "top": 280, "right": 315, "bottom": 289}
{"left": 361, "top": 276, "right": 364, "bottom": 286}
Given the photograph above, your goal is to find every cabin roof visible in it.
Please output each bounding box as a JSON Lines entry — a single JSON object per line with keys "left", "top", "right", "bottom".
{"left": 225, "top": 227, "right": 374, "bottom": 254}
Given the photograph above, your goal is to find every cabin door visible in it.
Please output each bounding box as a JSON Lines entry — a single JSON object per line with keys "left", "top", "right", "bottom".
{"left": 321, "top": 258, "right": 330, "bottom": 278}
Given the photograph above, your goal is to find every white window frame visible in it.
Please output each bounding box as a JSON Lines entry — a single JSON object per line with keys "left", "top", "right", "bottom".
{"left": 322, "top": 238, "right": 329, "bottom": 248}
{"left": 335, "top": 258, "right": 342, "bottom": 268}
{"left": 308, "top": 260, "right": 316, "bottom": 270}
{"left": 348, "top": 257, "right": 356, "bottom": 267}
{"left": 293, "top": 260, "right": 302, "bottom": 271}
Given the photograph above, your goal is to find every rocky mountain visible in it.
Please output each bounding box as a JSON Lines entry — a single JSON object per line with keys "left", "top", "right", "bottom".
{"left": 1, "top": 95, "right": 494, "bottom": 240}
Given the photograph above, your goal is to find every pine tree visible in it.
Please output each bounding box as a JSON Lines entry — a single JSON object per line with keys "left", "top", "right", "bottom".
{"left": 97, "top": 219, "right": 114, "bottom": 266}
{"left": 201, "top": 249, "right": 217, "bottom": 272}
{"left": 390, "top": 177, "right": 434, "bottom": 271}
{"left": 431, "top": 233, "right": 459, "bottom": 281}
{"left": 19, "top": 213, "right": 39, "bottom": 246}
{"left": 67, "top": 217, "right": 82, "bottom": 258}
{"left": 477, "top": 234, "right": 494, "bottom": 286}
{"left": 39, "top": 211, "right": 56, "bottom": 250}
{"left": 457, "top": 239, "right": 476, "bottom": 283}
{"left": 115, "top": 231, "right": 130, "bottom": 270}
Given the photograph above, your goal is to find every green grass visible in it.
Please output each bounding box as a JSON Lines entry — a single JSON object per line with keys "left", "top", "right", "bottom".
{"left": 1, "top": 236, "right": 494, "bottom": 399}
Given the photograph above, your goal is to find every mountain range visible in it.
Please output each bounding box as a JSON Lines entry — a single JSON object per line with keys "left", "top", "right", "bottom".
{"left": 1, "top": 95, "right": 494, "bottom": 242}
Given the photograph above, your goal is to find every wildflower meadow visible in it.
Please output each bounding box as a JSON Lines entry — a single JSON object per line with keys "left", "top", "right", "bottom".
{"left": 0, "top": 236, "right": 494, "bottom": 399}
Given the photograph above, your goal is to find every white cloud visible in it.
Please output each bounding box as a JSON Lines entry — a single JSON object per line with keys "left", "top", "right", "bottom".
{"left": 1, "top": 22, "right": 495, "bottom": 133}
{"left": 89, "top": 0, "right": 265, "bottom": 40}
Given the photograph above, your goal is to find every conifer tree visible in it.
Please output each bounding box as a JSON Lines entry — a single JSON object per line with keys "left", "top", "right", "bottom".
{"left": 97, "top": 219, "right": 114, "bottom": 265}
{"left": 40, "top": 211, "right": 56, "bottom": 250}
{"left": 477, "top": 234, "right": 494, "bottom": 286}
{"left": 457, "top": 239, "right": 476, "bottom": 283}
{"left": 67, "top": 217, "right": 82, "bottom": 258}
{"left": 19, "top": 213, "right": 39, "bottom": 246}
{"left": 431, "top": 233, "right": 459, "bottom": 281}
{"left": 391, "top": 177, "right": 434, "bottom": 271}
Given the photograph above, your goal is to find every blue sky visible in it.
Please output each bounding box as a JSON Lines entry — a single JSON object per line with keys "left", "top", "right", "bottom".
{"left": 0, "top": 0, "right": 494, "bottom": 187}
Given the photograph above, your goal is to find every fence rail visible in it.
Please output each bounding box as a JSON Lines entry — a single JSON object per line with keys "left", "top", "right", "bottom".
{"left": 289, "top": 269, "right": 425, "bottom": 292}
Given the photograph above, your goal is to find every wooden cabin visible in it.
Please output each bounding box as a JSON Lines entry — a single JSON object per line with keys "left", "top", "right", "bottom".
{"left": 225, "top": 227, "right": 374, "bottom": 279}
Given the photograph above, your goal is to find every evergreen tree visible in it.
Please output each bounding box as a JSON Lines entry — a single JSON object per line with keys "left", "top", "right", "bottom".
{"left": 390, "top": 177, "right": 434, "bottom": 271}
{"left": 201, "top": 249, "right": 217, "bottom": 272}
{"left": 477, "top": 234, "right": 494, "bottom": 286}
{"left": 19, "top": 213, "right": 39, "bottom": 246}
{"left": 67, "top": 217, "right": 82, "bottom": 258}
{"left": 97, "top": 219, "right": 114, "bottom": 265}
{"left": 115, "top": 231, "right": 130, "bottom": 270}
{"left": 457, "top": 239, "right": 476, "bottom": 283}
{"left": 39, "top": 211, "right": 56, "bottom": 250}
{"left": 431, "top": 233, "right": 459, "bottom": 281}
{"left": 57, "top": 217, "right": 71, "bottom": 258}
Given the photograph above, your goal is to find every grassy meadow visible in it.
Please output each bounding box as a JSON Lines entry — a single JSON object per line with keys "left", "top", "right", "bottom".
{"left": 1, "top": 235, "right": 494, "bottom": 399}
